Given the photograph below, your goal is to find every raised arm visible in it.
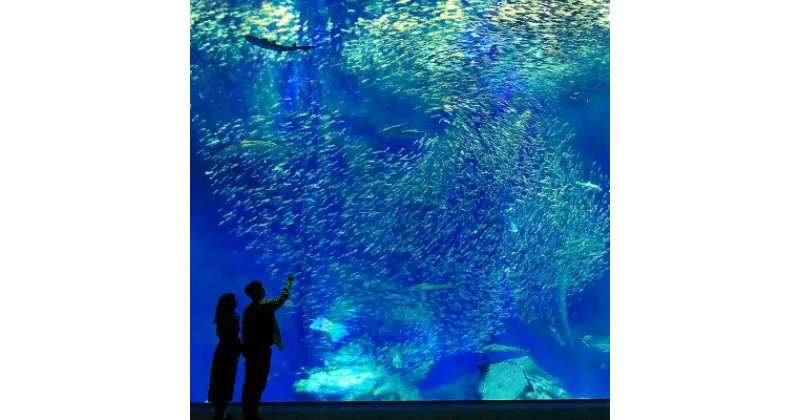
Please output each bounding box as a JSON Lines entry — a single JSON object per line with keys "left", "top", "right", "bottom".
{"left": 262, "top": 274, "right": 294, "bottom": 310}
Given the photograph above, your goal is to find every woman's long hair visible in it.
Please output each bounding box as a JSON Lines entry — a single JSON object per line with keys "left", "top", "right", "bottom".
{"left": 213, "top": 293, "right": 237, "bottom": 324}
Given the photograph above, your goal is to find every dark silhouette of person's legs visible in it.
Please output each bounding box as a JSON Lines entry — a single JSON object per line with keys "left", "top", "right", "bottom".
{"left": 256, "top": 349, "right": 272, "bottom": 402}
{"left": 213, "top": 402, "right": 228, "bottom": 420}
{"left": 241, "top": 356, "right": 260, "bottom": 420}
{"left": 241, "top": 348, "right": 272, "bottom": 420}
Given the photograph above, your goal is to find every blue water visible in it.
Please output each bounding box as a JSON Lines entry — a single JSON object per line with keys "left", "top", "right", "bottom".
{"left": 191, "top": 0, "right": 610, "bottom": 403}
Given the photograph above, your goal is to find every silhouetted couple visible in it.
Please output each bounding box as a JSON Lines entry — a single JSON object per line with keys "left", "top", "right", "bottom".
{"left": 207, "top": 274, "right": 295, "bottom": 420}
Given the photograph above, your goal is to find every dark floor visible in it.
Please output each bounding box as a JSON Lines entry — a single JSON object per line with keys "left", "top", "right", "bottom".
{"left": 190, "top": 400, "right": 610, "bottom": 420}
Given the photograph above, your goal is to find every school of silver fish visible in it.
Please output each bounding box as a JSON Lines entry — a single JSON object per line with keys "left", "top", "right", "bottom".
{"left": 191, "top": 0, "right": 610, "bottom": 395}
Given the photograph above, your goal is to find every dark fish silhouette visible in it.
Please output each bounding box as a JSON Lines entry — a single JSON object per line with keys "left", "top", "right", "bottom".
{"left": 244, "top": 35, "right": 315, "bottom": 53}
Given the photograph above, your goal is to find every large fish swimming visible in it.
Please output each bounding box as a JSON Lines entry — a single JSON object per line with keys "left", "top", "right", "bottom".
{"left": 576, "top": 180, "right": 602, "bottom": 191}
{"left": 478, "top": 343, "right": 530, "bottom": 354}
{"left": 244, "top": 35, "right": 316, "bottom": 53}
{"left": 408, "top": 282, "right": 455, "bottom": 292}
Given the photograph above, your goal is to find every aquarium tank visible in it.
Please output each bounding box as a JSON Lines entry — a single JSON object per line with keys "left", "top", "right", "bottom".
{"left": 191, "top": 0, "right": 610, "bottom": 403}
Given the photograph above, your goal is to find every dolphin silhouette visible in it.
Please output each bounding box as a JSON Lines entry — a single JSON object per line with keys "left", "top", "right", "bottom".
{"left": 244, "top": 35, "right": 316, "bottom": 53}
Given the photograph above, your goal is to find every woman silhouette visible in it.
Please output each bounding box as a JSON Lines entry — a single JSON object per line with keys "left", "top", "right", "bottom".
{"left": 208, "top": 293, "right": 242, "bottom": 420}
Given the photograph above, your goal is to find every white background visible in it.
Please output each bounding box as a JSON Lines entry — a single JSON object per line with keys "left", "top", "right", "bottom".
{"left": 1, "top": 0, "right": 799, "bottom": 418}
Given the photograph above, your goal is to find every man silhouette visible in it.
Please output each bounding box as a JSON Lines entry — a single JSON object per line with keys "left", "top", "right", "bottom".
{"left": 240, "top": 274, "right": 294, "bottom": 420}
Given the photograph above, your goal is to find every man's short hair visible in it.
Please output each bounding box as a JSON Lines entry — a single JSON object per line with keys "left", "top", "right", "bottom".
{"left": 245, "top": 280, "right": 263, "bottom": 300}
